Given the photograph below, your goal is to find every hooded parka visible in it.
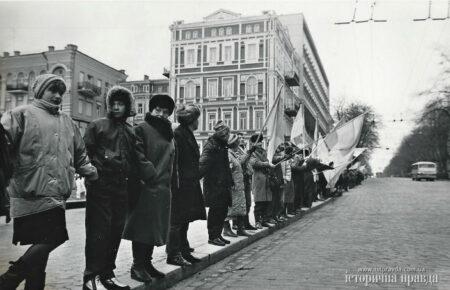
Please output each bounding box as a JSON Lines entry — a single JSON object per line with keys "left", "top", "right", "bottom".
{"left": 0, "top": 74, "right": 97, "bottom": 218}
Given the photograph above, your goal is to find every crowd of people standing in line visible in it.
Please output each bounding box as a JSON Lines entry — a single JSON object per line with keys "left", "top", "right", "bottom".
{"left": 0, "top": 73, "right": 335, "bottom": 290}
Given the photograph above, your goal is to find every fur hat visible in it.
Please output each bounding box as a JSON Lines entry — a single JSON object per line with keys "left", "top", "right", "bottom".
{"left": 176, "top": 104, "right": 200, "bottom": 125}
{"left": 32, "top": 74, "right": 66, "bottom": 99}
{"left": 106, "top": 85, "right": 136, "bottom": 117}
{"left": 250, "top": 133, "right": 264, "bottom": 143}
{"left": 149, "top": 94, "right": 175, "bottom": 116}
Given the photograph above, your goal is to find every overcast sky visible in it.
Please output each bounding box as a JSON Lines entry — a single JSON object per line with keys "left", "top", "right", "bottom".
{"left": 1, "top": 0, "right": 449, "bottom": 172}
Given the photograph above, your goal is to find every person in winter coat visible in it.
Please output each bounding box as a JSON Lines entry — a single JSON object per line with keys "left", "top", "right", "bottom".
{"left": 235, "top": 132, "right": 256, "bottom": 230}
{"left": 199, "top": 121, "right": 233, "bottom": 247}
{"left": 122, "top": 94, "right": 176, "bottom": 283}
{"left": 223, "top": 134, "right": 251, "bottom": 237}
{"left": 83, "top": 86, "right": 156, "bottom": 290}
{"left": 248, "top": 134, "right": 275, "bottom": 229}
{"left": 0, "top": 113, "right": 12, "bottom": 224}
{"left": 0, "top": 74, "right": 98, "bottom": 290}
{"left": 270, "top": 143, "right": 288, "bottom": 222}
{"left": 166, "top": 104, "right": 206, "bottom": 266}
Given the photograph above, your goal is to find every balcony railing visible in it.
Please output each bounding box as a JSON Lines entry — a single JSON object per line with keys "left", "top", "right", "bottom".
{"left": 284, "top": 71, "right": 300, "bottom": 87}
{"left": 6, "top": 83, "right": 28, "bottom": 93}
{"left": 78, "top": 81, "right": 102, "bottom": 98}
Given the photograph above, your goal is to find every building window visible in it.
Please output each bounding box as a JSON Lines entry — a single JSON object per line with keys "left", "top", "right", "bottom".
{"left": 185, "top": 81, "right": 196, "bottom": 99}
{"left": 254, "top": 24, "right": 260, "bottom": 33}
{"left": 131, "top": 85, "right": 137, "bottom": 93}
{"left": 96, "top": 105, "right": 101, "bottom": 116}
{"left": 193, "top": 31, "right": 198, "bottom": 38}
{"left": 186, "top": 48, "right": 196, "bottom": 66}
{"left": 211, "top": 28, "right": 217, "bottom": 37}
{"left": 137, "top": 103, "right": 143, "bottom": 114}
{"left": 247, "top": 43, "right": 258, "bottom": 61}
{"left": 79, "top": 72, "right": 85, "bottom": 83}
{"left": 78, "top": 100, "right": 83, "bottom": 114}
{"left": 17, "top": 73, "right": 25, "bottom": 87}
{"left": 209, "top": 46, "right": 217, "bottom": 63}
{"left": 207, "top": 112, "right": 217, "bottom": 130}
{"left": 157, "top": 86, "right": 162, "bottom": 93}
{"left": 207, "top": 79, "right": 218, "bottom": 98}
{"left": 96, "top": 79, "right": 102, "bottom": 91}
{"left": 246, "top": 76, "right": 258, "bottom": 96}
{"left": 245, "top": 25, "right": 252, "bottom": 33}
{"left": 185, "top": 31, "right": 191, "bottom": 40}
{"left": 224, "top": 45, "right": 232, "bottom": 62}
{"left": 218, "top": 28, "right": 225, "bottom": 36}
{"left": 222, "top": 77, "right": 233, "bottom": 97}
{"left": 87, "top": 75, "right": 93, "bottom": 84}
{"left": 223, "top": 111, "right": 232, "bottom": 128}
{"left": 28, "top": 72, "right": 36, "bottom": 89}
{"left": 86, "top": 102, "right": 93, "bottom": 116}
{"left": 143, "top": 85, "right": 149, "bottom": 92}
{"left": 226, "top": 27, "right": 232, "bottom": 35}
{"left": 239, "top": 111, "right": 248, "bottom": 130}
{"left": 255, "top": 110, "right": 264, "bottom": 130}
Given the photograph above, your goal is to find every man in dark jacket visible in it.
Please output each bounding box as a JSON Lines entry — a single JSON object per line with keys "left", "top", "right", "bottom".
{"left": 166, "top": 104, "right": 206, "bottom": 266}
{"left": 271, "top": 144, "right": 288, "bottom": 222}
{"left": 122, "top": 94, "right": 177, "bottom": 283}
{"left": 199, "top": 121, "right": 233, "bottom": 246}
{"left": 83, "top": 86, "right": 156, "bottom": 290}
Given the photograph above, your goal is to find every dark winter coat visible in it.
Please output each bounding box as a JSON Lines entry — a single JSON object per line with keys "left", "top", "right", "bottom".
{"left": 0, "top": 120, "right": 12, "bottom": 216}
{"left": 123, "top": 114, "right": 175, "bottom": 246}
{"left": 170, "top": 125, "right": 206, "bottom": 224}
{"left": 199, "top": 135, "right": 233, "bottom": 208}
{"left": 249, "top": 146, "right": 273, "bottom": 202}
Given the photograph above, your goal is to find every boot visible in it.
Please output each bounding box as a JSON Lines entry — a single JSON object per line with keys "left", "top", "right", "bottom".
{"left": 130, "top": 264, "right": 152, "bottom": 283}
{"left": 0, "top": 259, "right": 27, "bottom": 289}
{"left": 166, "top": 253, "right": 192, "bottom": 267}
{"left": 244, "top": 215, "right": 257, "bottom": 230}
{"left": 236, "top": 217, "right": 251, "bottom": 237}
{"left": 24, "top": 270, "right": 45, "bottom": 290}
{"left": 5, "top": 211, "right": 11, "bottom": 224}
{"left": 223, "top": 221, "right": 237, "bottom": 237}
{"left": 145, "top": 262, "right": 165, "bottom": 279}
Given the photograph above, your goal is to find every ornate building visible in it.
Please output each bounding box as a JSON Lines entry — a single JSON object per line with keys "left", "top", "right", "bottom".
{"left": 169, "top": 9, "right": 334, "bottom": 150}
{"left": 0, "top": 44, "right": 127, "bottom": 135}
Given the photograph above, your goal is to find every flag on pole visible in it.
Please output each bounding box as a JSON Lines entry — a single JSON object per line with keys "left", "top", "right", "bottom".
{"left": 266, "top": 92, "right": 285, "bottom": 163}
{"left": 290, "top": 104, "right": 312, "bottom": 148}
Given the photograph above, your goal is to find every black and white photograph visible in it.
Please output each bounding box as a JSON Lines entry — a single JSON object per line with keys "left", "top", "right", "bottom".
{"left": 0, "top": 0, "right": 449, "bottom": 289}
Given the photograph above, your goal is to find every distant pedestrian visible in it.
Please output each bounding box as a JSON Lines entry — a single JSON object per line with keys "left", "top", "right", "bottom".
{"left": 83, "top": 86, "right": 155, "bottom": 290}
{"left": 199, "top": 121, "right": 233, "bottom": 246}
{"left": 0, "top": 74, "right": 98, "bottom": 290}
{"left": 249, "top": 134, "right": 275, "bottom": 229}
{"left": 166, "top": 104, "right": 206, "bottom": 266}
{"left": 123, "top": 94, "right": 177, "bottom": 282}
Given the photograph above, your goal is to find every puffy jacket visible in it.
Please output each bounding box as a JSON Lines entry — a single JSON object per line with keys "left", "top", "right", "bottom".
{"left": 1, "top": 100, "right": 97, "bottom": 218}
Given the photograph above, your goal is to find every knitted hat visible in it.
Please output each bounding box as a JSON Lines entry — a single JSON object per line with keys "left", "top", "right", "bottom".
{"left": 32, "top": 74, "right": 66, "bottom": 99}
{"left": 106, "top": 86, "right": 136, "bottom": 117}
{"left": 149, "top": 94, "right": 175, "bottom": 115}
{"left": 228, "top": 134, "right": 239, "bottom": 146}
{"left": 250, "top": 133, "right": 264, "bottom": 143}
{"left": 176, "top": 104, "right": 200, "bottom": 125}
{"left": 213, "top": 120, "right": 230, "bottom": 141}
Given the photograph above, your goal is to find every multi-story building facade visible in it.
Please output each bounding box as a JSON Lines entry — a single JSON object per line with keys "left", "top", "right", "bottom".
{"left": 0, "top": 44, "right": 127, "bottom": 135}
{"left": 169, "top": 9, "right": 333, "bottom": 150}
{"left": 119, "top": 75, "right": 169, "bottom": 123}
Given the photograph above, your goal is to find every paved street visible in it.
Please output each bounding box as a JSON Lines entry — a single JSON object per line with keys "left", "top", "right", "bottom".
{"left": 0, "top": 178, "right": 449, "bottom": 289}
{"left": 172, "top": 178, "right": 450, "bottom": 290}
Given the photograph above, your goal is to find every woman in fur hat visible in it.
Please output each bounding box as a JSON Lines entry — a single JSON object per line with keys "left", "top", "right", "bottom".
{"left": 122, "top": 94, "right": 180, "bottom": 282}
{"left": 166, "top": 104, "right": 206, "bottom": 266}
{"left": 0, "top": 74, "right": 98, "bottom": 290}
{"left": 83, "top": 86, "right": 156, "bottom": 290}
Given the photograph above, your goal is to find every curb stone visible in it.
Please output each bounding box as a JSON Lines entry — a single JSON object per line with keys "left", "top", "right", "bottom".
{"left": 131, "top": 197, "right": 337, "bottom": 290}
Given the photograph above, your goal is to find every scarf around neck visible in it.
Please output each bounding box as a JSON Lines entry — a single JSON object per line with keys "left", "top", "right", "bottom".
{"left": 33, "top": 99, "right": 60, "bottom": 115}
{"left": 144, "top": 113, "right": 174, "bottom": 141}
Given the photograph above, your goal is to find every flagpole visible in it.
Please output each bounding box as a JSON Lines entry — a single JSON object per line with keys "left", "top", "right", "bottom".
{"left": 257, "top": 85, "right": 284, "bottom": 140}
